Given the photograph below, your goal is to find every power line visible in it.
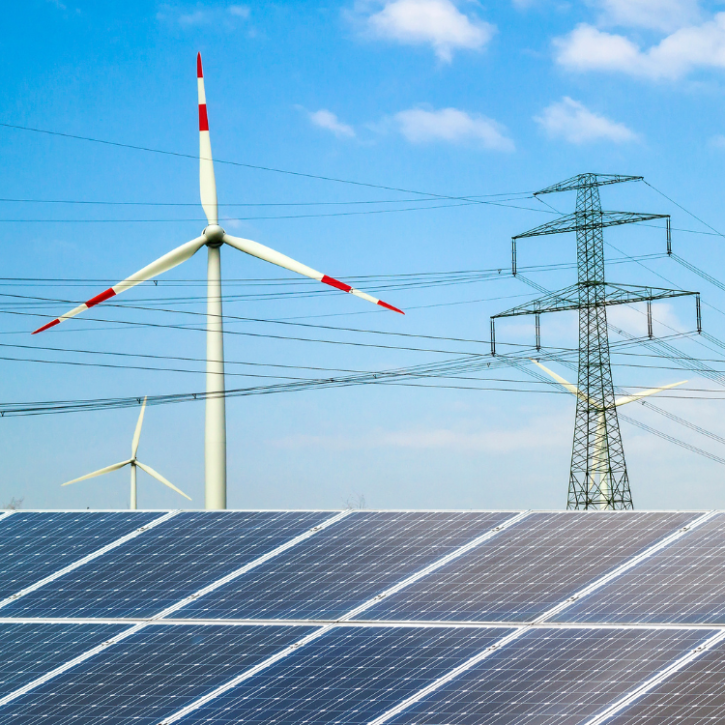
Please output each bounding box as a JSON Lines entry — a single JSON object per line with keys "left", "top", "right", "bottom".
{"left": 0, "top": 121, "right": 541, "bottom": 211}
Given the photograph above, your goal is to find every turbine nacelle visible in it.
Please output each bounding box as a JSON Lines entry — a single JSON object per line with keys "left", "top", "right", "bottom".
{"left": 203, "top": 224, "right": 225, "bottom": 247}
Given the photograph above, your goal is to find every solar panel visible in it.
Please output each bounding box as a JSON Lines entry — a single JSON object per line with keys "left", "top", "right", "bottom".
{"left": 2, "top": 511, "right": 331, "bottom": 619}
{"left": 167, "top": 625, "right": 510, "bottom": 725}
{"left": 360, "top": 511, "right": 696, "bottom": 623}
{"left": 603, "top": 634, "right": 725, "bottom": 724}
{"left": 0, "top": 509, "right": 723, "bottom": 725}
{"left": 0, "top": 624, "right": 317, "bottom": 724}
{"left": 386, "top": 627, "right": 714, "bottom": 725}
{"left": 0, "top": 622, "right": 124, "bottom": 698}
{"left": 180, "top": 511, "right": 515, "bottom": 620}
{"left": 554, "top": 512, "right": 725, "bottom": 624}
{"left": 0, "top": 511, "right": 158, "bottom": 601}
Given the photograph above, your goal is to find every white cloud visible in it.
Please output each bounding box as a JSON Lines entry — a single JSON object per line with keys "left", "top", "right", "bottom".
{"left": 596, "top": 0, "right": 701, "bottom": 32}
{"left": 394, "top": 107, "right": 515, "bottom": 150}
{"left": 274, "top": 419, "right": 566, "bottom": 454}
{"left": 158, "top": 4, "right": 251, "bottom": 27}
{"left": 228, "top": 4, "right": 249, "bottom": 18}
{"left": 710, "top": 134, "right": 725, "bottom": 148}
{"left": 308, "top": 109, "right": 356, "bottom": 138}
{"left": 534, "top": 97, "right": 638, "bottom": 144}
{"left": 555, "top": 13, "right": 725, "bottom": 79}
{"left": 362, "top": 0, "right": 495, "bottom": 62}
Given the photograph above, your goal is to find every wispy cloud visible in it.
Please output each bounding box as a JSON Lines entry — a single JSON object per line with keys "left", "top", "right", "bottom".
{"left": 393, "top": 107, "right": 514, "bottom": 150}
{"left": 534, "top": 97, "right": 638, "bottom": 144}
{"left": 595, "top": 0, "right": 701, "bottom": 32}
{"left": 554, "top": 10, "right": 725, "bottom": 80}
{"left": 359, "top": 0, "right": 495, "bottom": 62}
{"left": 157, "top": 3, "right": 251, "bottom": 28}
{"left": 274, "top": 419, "right": 566, "bottom": 453}
{"left": 307, "top": 109, "right": 356, "bottom": 138}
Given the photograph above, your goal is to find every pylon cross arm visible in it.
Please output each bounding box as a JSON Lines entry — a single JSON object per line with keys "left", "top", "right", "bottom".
{"left": 492, "top": 283, "right": 697, "bottom": 319}
{"left": 513, "top": 211, "right": 669, "bottom": 240}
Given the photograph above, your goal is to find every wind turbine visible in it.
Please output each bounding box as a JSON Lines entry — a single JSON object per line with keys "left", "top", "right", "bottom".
{"left": 532, "top": 360, "right": 686, "bottom": 509}
{"left": 34, "top": 53, "right": 404, "bottom": 510}
{"left": 62, "top": 397, "right": 191, "bottom": 509}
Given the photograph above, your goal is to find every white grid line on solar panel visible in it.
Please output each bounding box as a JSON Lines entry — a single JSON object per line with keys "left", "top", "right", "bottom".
{"left": 0, "top": 509, "right": 350, "bottom": 712}
{"left": 553, "top": 512, "right": 725, "bottom": 625}
{"left": 2, "top": 616, "right": 723, "bottom": 631}
{"left": 374, "top": 627, "right": 718, "bottom": 725}
{"left": 17, "top": 508, "right": 719, "bottom": 513}
{"left": 153, "top": 511, "right": 529, "bottom": 725}
{"left": 150, "top": 509, "right": 353, "bottom": 620}
{"left": 0, "top": 621, "right": 127, "bottom": 699}
{"left": 359, "top": 511, "right": 716, "bottom": 725}
{"left": 359, "top": 511, "right": 704, "bottom": 623}
{"left": 335, "top": 510, "right": 531, "bottom": 621}
{"left": 0, "top": 622, "right": 145, "bottom": 710}
{"left": 601, "top": 628, "right": 725, "bottom": 724}
{"left": 2, "top": 510, "right": 344, "bottom": 619}
{"left": 583, "top": 628, "right": 725, "bottom": 725}
{"left": 534, "top": 511, "right": 719, "bottom": 623}
{"left": 0, "top": 511, "right": 179, "bottom": 612}
{"left": 177, "top": 511, "right": 524, "bottom": 621}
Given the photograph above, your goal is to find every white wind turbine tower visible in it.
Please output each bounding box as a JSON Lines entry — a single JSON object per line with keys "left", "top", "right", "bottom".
{"left": 61, "top": 397, "right": 191, "bottom": 509}
{"left": 532, "top": 360, "right": 687, "bottom": 509}
{"left": 34, "top": 53, "right": 404, "bottom": 510}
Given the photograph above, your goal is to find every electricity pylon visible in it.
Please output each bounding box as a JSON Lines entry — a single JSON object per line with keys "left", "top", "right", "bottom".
{"left": 491, "top": 173, "right": 701, "bottom": 509}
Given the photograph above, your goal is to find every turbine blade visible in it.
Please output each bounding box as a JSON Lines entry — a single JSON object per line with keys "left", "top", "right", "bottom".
{"left": 33, "top": 237, "right": 206, "bottom": 333}
{"left": 136, "top": 461, "right": 192, "bottom": 501}
{"left": 131, "top": 396, "right": 148, "bottom": 459}
{"left": 197, "top": 52, "right": 218, "bottom": 226}
{"left": 615, "top": 380, "right": 687, "bottom": 407}
{"left": 530, "top": 359, "right": 589, "bottom": 403}
{"left": 61, "top": 460, "right": 132, "bottom": 486}
{"left": 223, "top": 234, "right": 404, "bottom": 314}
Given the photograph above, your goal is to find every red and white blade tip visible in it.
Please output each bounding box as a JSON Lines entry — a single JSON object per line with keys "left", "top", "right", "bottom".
{"left": 197, "top": 52, "right": 203, "bottom": 78}
{"left": 320, "top": 274, "right": 404, "bottom": 314}
{"left": 32, "top": 287, "right": 117, "bottom": 334}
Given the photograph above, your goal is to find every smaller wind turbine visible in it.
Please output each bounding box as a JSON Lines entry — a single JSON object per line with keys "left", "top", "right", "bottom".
{"left": 61, "top": 397, "right": 191, "bottom": 509}
{"left": 532, "top": 360, "right": 687, "bottom": 509}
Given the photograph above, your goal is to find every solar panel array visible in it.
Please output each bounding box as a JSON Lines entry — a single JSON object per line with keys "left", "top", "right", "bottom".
{"left": 0, "top": 508, "right": 723, "bottom": 724}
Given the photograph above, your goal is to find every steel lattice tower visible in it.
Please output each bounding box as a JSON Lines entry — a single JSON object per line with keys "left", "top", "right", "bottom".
{"left": 569, "top": 177, "right": 629, "bottom": 509}
{"left": 491, "top": 173, "right": 701, "bottom": 509}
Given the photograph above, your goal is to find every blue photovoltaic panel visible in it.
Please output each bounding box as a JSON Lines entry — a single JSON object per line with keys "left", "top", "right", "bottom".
{"left": 389, "top": 627, "right": 713, "bottom": 725}
{"left": 181, "top": 625, "right": 510, "bottom": 725}
{"left": 0, "top": 624, "right": 316, "bottom": 725}
{"left": 180, "top": 511, "right": 515, "bottom": 620}
{"left": 554, "top": 513, "right": 725, "bottom": 624}
{"left": 0, "top": 511, "right": 158, "bottom": 600}
{"left": 607, "top": 636, "right": 725, "bottom": 724}
{"left": 2, "top": 511, "right": 331, "bottom": 619}
{"left": 0, "top": 622, "right": 125, "bottom": 698}
{"left": 361, "top": 512, "right": 696, "bottom": 622}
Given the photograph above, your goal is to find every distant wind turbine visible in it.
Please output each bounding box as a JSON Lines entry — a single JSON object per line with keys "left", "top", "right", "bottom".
{"left": 62, "top": 397, "right": 191, "bottom": 509}
{"left": 532, "top": 359, "right": 686, "bottom": 509}
{"left": 34, "top": 52, "right": 404, "bottom": 510}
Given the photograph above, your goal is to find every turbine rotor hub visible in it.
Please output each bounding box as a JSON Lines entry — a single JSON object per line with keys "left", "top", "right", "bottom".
{"left": 203, "top": 224, "right": 225, "bottom": 247}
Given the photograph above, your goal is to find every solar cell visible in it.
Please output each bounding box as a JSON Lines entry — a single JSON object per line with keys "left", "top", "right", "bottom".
{"left": 0, "top": 624, "right": 316, "bottom": 725}
{"left": 2, "top": 511, "right": 332, "bottom": 619}
{"left": 0, "top": 511, "right": 159, "bottom": 601}
{"left": 554, "top": 513, "right": 725, "bottom": 624}
{"left": 178, "top": 511, "right": 516, "bottom": 620}
{"left": 360, "top": 512, "right": 697, "bottom": 623}
{"left": 0, "top": 622, "right": 124, "bottom": 698}
{"left": 168, "top": 624, "right": 510, "bottom": 725}
{"left": 604, "top": 633, "right": 725, "bottom": 725}
{"left": 386, "top": 627, "right": 714, "bottom": 725}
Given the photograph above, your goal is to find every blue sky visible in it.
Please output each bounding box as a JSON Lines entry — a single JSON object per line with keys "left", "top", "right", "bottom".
{"left": 3, "top": 0, "right": 725, "bottom": 511}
